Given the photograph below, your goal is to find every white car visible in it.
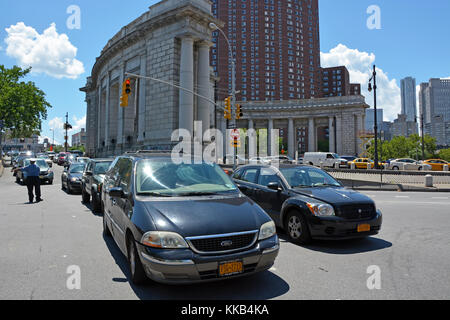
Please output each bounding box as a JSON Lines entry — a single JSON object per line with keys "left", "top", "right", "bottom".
{"left": 387, "top": 158, "right": 432, "bottom": 171}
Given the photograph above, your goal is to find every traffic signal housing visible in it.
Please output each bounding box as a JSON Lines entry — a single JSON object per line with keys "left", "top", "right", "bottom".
{"left": 236, "top": 104, "right": 243, "bottom": 120}
{"left": 224, "top": 96, "right": 232, "bottom": 120}
{"left": 120, "top": 78, "right": 132, "bottom": 107}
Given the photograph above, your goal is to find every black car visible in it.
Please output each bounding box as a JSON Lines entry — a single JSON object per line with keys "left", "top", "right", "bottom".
{"left": 81, "top": 158, "right": 114, "bottom": 213}
{"left": 232, "top": 164, "right": 382, "bottom": 244}
{"left": 61, "top": 162, "right": 87, "bottom": 194}
{"left": 101, "top": 152, "right": 279, "bottom": 285}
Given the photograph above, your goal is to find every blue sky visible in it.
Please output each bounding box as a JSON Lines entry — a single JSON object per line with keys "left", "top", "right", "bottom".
{"left": 0, "top": 0, "right": 449, "bottom": 143}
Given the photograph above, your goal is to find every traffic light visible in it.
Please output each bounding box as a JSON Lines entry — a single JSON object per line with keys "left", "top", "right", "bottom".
{"left": 236, "top": 104, "right": 243, "bottom": 120}
{"left": 224, "top": 96, "right": 232, "bottom": 120}
{"left": 120, "top": 78, "right": 132, "bottom": 107}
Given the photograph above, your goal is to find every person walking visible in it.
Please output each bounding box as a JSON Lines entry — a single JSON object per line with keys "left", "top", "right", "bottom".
{"left": 19, "top": 159, "right": 43, "bottom": 203}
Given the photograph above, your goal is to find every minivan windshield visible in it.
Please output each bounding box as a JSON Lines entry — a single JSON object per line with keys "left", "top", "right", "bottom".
{"left": 136, "top": 160, "right": 238, "bottom": 196}
{"left": 24, "top": 159, "right": 48, "bottom": 170}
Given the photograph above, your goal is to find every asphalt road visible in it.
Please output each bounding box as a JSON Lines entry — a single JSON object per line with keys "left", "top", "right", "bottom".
{"left": 1, "top": 164, "right": 449, "bottom": 300}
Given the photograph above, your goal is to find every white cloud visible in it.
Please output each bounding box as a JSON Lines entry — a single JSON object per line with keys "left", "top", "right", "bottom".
{"left": 47, "top": 115, "right": 85, "bottom": 144}
{"left": 321, "top": 44, "right": 401, "bottom": 122}
{"left": 71, "top": 115, "right": 86, "bottom": 133}
{"left": 39, "top": 135, "right": 62, "bottom": 146}
{"left": 4, "top": 22, "right": 84, "bottom": 79}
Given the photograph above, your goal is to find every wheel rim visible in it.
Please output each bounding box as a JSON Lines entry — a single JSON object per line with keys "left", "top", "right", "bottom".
{"left": 288, "top": 216, "right": 302, "bottom": 239}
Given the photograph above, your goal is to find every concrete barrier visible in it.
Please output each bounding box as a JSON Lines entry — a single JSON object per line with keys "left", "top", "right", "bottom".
{"left": 425, "top": 175, "right": 433, "bottom": 187}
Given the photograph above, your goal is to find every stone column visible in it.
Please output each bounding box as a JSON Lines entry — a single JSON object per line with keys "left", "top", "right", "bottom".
{"left": 117, "top": 64, "right": 125, "bottom": 146}
{"left": 104, "top": 74, "right": 110, "bottom": 149}
{"left": 138, "top": 55, "right": 147, "bottom": 143}
{"left": 329, "top": 116, "right": 335, "bottom": 153}
{"left": 197, "top": 41, "right": 211, "bottom": 136}
{"left": 248, "top": 119, "right": 257, "bottom": 160}
{"left": 335, "top": 115, "right": 342, "bottom": 155}
{"left": 356, "top": 113, "right": 363, "bottom": 156}
{"left": 268, "top": 119, "right": 274, "bottom": 156}
{"left": 179, "top": 36, "right": 195, "bottom": 136}
{"left": 97, "top": 85, "right": 102, "bottom": 151}
{"left": 308, "top": 117, "right": 315, "bottom": 152}
{"left": 288, "top": 118, "right": 295, "bottom": 158}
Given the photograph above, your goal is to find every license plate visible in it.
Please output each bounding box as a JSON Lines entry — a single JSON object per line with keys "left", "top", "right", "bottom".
{"left": 39, "top": 176, "right": 44, "bottom": 179}
{"left": 357, "top": 224, "right": 371, "bottom": 232}
{"left": 219, "top": 261, "right": 243, "bottom": 277}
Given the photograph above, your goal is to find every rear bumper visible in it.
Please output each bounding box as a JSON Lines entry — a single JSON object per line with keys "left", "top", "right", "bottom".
{"left": 136, "top": 235, "right": 279, "bottom": 284}
{"left": 308, "top": 210, "right": 382, "bottom": 240}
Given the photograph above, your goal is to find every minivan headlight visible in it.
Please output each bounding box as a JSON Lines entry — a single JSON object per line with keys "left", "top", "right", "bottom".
{"left": 141, "top": 231, "right": 189, "bottom": 249}
{"left": 258, "top": 221, "right": 276, "bottom": 240}
{"left": 307, "top": 202, "right": 335, "bottom": 217}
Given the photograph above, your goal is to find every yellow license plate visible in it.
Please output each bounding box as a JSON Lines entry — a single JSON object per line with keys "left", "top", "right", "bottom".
{"left": 219, "top": 261, "right": 243, "bottom": 277}
{"left": 357, "top": 224, "right": 371, "bottom": 232}
{"left": 39, "top": 176, "right": 44, "bottom": 179}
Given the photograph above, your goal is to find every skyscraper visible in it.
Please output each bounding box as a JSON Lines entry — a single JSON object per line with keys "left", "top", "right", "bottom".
{"left": 400, "top": 77, "right": 417, "bottom": 122}
{"left": 211, "top": 0, "right": 322, "bottom": 102}
{"left": 419, "top": 78, "right": 450, "bottom": 147}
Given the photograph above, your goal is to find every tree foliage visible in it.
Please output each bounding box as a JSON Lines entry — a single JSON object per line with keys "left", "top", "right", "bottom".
{"left": 366, "top": 134, "right": 437, "bottom": 160}
{"left": 0, "top": 65, "right": 52, "bottom": 138}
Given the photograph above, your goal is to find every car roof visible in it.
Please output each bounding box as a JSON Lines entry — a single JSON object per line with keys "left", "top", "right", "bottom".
{"left": 90, "top": 158, "right": 114, "bottom": 162}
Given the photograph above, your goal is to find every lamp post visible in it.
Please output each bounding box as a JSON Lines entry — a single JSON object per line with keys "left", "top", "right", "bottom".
{"left": 368, "top": 65, "right": 379, "bottom": 169}
{"left": 209, "top": 22, "right": 238, "bottom": 168}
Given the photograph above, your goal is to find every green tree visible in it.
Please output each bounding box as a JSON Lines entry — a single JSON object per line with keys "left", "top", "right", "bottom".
{"left": 0, "top": 65, "right": 51, "bottom": 138}
{"left": 438, "top": 148, "right": 450, "bottom": 162}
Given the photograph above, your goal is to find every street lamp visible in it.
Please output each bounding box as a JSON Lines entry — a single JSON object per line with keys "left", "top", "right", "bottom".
{"left": 209, "top": 22, "right": 238, "bottom": 168}
{"left": 368, "top": 65, "right": 379, "bottom": 169}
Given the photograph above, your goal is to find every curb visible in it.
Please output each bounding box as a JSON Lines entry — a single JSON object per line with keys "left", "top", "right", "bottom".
{"left": 350, "top": 185, "right": 450, "bottom": 193}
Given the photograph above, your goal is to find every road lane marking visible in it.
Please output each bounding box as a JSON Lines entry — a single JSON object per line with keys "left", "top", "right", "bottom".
{"left": 395, "top": 196, "right": 410, "bottom": 198}
{"left": 432, "top": 197, "right": 449, "bottom": 200}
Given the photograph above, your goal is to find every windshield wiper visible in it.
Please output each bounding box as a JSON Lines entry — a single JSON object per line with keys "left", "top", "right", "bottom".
{"left": 176, "top": 191, "right": 221, "bottom": 196}
{"left": 293, "top": 184, "right": 312, "bottom": 188}
{"left": 137, "top": 192, "right": 173, "bottom": 197}
{"left": 312, "top": 183, "right": 340, "bottom": 187}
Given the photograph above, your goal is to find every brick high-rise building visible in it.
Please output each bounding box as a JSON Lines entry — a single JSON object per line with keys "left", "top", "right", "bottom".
{"left": 211, "top": 0, "right": 322, "bottom": 102}
{"left": 320, "top": 66, "right": 361, "bottom": 97}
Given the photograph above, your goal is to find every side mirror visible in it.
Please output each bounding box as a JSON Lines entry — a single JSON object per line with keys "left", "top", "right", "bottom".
{"left": 109, "top": 187, "right": 126, "bottom": 198}
{"left": 267, "top": 181, "right": 282, "bottom": 191}
{"left": 85, "top": 171, "right": 93, "bottom": 176}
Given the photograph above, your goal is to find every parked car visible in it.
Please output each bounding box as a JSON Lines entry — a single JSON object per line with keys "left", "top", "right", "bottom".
{"left": 348, "top": 158, "right": 384, "bottom": 169}
{"left": 11, "top": 155, "right": 32, "bottom": 174}
{"left": 263, "top": 155, "right": 297, "bottom": 164}
{"left": 37, "top": 154, "right": 53, "bottom": 168}
{"left": 423, "top": 159, "right": 449, "bottom": 171}
{"left": 387, "top": 158, "right": 431, "bottom": 171}
{"left": 61, "top": 162, "right": 87, "bottom": 194}
{"left": 303, "top": 152, "right": 348, "bottom": 168}
{"left": 232, "top": 164, "right": 382, "bottom": 244}
{"left": 81, "top": 158, "right": 114, "bottom": 213}
{"left": 101, "top": 152, "right": 279, "bottom": 285}
{"left": 76, "top": 157, "right": 90, "bottom": 164}
{"left": 15, "top": 158, "right": 54, "bottom": 185}
{"left": 57, "top": 152, "right": 70, "bottom": 166}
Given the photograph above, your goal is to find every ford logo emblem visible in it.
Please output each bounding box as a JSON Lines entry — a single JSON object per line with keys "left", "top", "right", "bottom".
{"left": 358, "top": 209, "right": 362, "bottom": 214}
{"left": 221, "top": 240, "right": 233, "bottom": 247}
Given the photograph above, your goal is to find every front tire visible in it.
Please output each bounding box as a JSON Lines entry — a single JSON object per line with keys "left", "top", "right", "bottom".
{"left": 285, "top": 210, "right": 312, "bottom": 245}
{"left": 127, "top": 236, "right": 147, "bottom": 285}
{"left": 103, "top": 213, "right": 111, "bottom": 237}
{"left": 92, "top": 193, "right": 101, "bottom": 213}
{"left": 82, "top": 187, "right": 90, "bottom": 203}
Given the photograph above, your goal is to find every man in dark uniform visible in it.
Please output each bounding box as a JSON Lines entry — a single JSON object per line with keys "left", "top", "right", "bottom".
{"left": 19, "top": 159, "right": 43, "bottom": 203}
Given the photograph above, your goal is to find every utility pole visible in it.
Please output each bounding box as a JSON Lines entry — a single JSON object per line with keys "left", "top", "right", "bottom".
{"left": 64, "top": 113, "right": 72, "bottom": 152}
{"left": 368, "top": 65, "right": 379, "bottom": 169}
{"left": 421, "top": 112, "right": 425, "bottom": 160}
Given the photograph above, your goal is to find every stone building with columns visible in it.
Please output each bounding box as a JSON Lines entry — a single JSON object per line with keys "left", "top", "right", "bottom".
{"left": 80, "top": 0, "right": 220, "bottom": 157}
{"left": 218, "top": 95, "right": 369, "bottom": 159}
{"left": 81, "top": 0, "right": 369, "bottom": 159}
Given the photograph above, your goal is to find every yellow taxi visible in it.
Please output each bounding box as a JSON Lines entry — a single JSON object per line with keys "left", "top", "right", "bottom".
{"left": 423, "top": 159, "right": 449, "bottom": 171}
{"left": 349, "top": 158, "right": 384, "bottom": 169}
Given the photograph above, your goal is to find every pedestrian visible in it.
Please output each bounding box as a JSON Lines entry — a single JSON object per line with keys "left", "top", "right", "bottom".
{"left": 16, "top": 159, "right": 43, "bottom": 203}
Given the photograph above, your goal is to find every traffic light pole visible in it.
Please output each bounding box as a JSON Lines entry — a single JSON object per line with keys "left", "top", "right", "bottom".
{"left": 65, "top": 112, "right": 68, "bottom": 152}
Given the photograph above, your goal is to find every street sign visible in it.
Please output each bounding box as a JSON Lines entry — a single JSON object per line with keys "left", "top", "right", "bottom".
{"left": 230, "top": 129, "right": 240, "bottom": 139}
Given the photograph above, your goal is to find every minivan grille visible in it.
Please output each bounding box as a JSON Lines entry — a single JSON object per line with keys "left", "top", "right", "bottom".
{"left": 337, "top": 203, "right": 376, "bottom": 220}
{"left": 187, "top": 231, "right": 258, "bottom": 254}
